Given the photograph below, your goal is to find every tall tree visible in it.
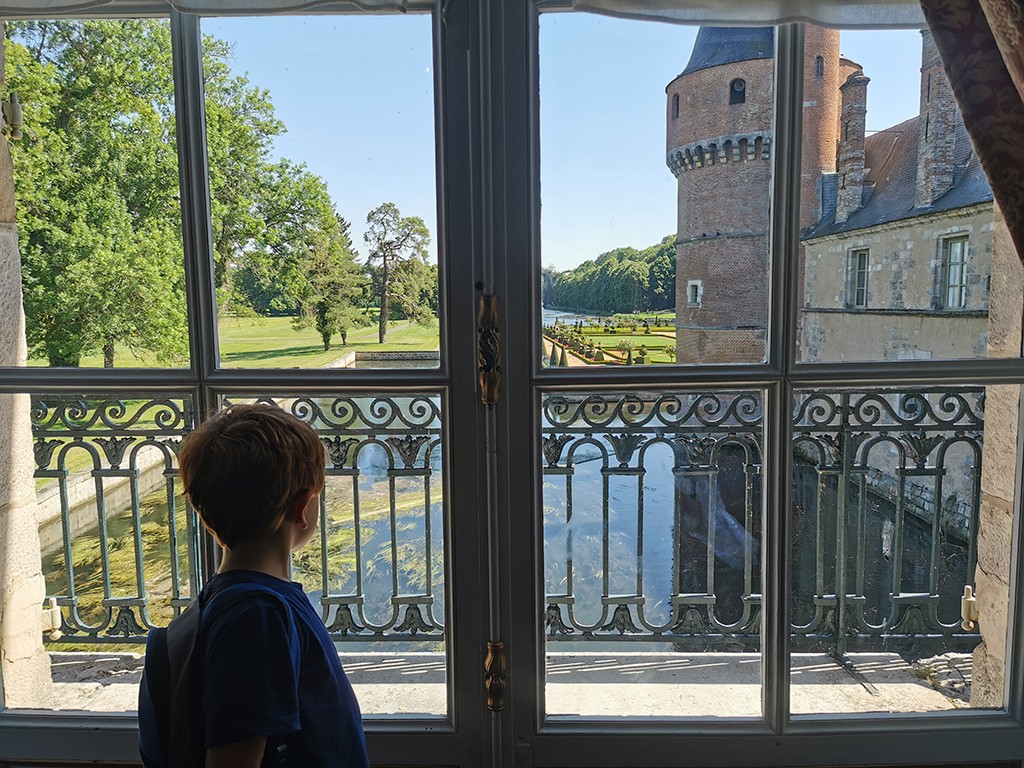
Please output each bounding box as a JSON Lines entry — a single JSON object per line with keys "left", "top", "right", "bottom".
{"left": 6, "top": 20, "right": 360, "bottom": 366}
{"left": 7, "top": 20, "right": 186, "bottom": 367}
{"left": 364, "top": 202, "right": 430, "bottom": 343}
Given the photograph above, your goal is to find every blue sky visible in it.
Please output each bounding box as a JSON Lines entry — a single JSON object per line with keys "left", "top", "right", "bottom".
{"left": 203, "top": 13, "right": 925, "bottom": 272}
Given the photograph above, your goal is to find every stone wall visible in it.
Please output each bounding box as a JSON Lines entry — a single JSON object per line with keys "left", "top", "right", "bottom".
{"left": 0, "top": 47, "right": 54, "bottom": 705}
{"left": 972, "top": 204, "right": 1023, "bottom": 707}
{"left": 801, "top": 205, "right": 993, "bottom": 361}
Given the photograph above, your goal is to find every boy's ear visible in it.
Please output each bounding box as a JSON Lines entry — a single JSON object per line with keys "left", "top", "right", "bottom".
{"left": 288, "top": 489, "right": 318, "bottom": 529}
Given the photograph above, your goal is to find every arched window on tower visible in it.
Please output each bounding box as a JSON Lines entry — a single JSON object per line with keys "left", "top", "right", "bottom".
{"left": 672, "top": 93, "right": 679, "bottom": 120}
{"left": 815, "top": 55, "right": 824, "bottom": 78}
{"left": 729, "top": 78, "right": 746, "bottom": 104}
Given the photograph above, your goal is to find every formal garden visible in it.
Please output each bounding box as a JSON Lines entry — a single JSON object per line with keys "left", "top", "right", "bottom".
{"left": 542, "top": 313, "right": 677, "bottom": 365}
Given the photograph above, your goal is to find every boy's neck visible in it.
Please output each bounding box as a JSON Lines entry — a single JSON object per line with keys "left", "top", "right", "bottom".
{"left": 218, "top": 539, "right": 291, "bottom": 581}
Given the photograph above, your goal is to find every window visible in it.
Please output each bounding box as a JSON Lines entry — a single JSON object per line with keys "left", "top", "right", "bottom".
{"left": 3, "top": 9, "right": 1024, "bottom": 768}
{"left": 944, "top": 235, "right": 969, "bottom": 308}
{"left": 729, "top": 77, "right": 746, "bottom": 104}
{"left": 815, "top": 54, "right": 824, "bottom": 77}
{"left": 672, "top": 92, "right": 679, "bottom": 119}
{"left": 687, "top": 279, "right": 702, "bottom": 306}
{"left": 850, "top": 248, "right": 869, "bottom": 308}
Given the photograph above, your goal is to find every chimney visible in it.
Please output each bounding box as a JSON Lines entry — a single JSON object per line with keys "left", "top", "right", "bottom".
{"left": 835, "top": 70, "right": 869, "bottom": 224}
{"left": 916, "top": 30, "right": 956, "bottom": 207}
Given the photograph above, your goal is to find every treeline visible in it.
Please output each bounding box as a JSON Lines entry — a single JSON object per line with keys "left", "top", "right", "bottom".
{"left": 544, "top": 236, "right": 675, "bottom": 315}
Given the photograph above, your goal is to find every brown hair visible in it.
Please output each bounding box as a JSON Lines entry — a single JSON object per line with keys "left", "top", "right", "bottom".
{"left": 178, "top": 403, "right": 325, "bottom": 548}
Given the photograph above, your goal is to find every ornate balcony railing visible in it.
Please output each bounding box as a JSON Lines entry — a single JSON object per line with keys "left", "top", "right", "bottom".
{"left": 32, "top": 389, "right": 982, "bottom": 659}
{"left": 540, "top": 389, "right": 983, "bottom": 658}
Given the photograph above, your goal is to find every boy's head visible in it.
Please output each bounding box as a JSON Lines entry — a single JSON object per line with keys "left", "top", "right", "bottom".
{"left": 178, "top": 403, "right": 325, "bottom": 548}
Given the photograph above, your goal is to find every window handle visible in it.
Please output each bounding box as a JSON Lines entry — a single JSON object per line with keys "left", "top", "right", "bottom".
{"left": 478, "top": 293, "right": 502, "bottom": 406}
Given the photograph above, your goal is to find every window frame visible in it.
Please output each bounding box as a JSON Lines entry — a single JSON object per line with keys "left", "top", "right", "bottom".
{"left": 687, "top": 278, "right": 703, "bottom": 307}
{"left": 0, "top": 5, "right": 485, "bottom": 768}
{"left": 1, "top": 7, "right": 1024, "bottom": 768}
{"left": 730, "top": 77, "right": 747, "bottom": 104}
{"left": 849, "top": 246, "right": 869, "bottom": 309}
{"left": 509, "top": 15, "right": 1024, "bottom": 768}
{"left": 943, "top": 234, "right": 970, "bottom": 310}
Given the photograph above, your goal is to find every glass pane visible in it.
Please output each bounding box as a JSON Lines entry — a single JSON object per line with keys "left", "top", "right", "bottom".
{"left": 203, "top": 16, "right": 440, "bottom": 370}
{"left": 542, "top": 391, "right": 764, "bottom": 718}
{"left": 539, "top": 16, "right": 774, "bottom": 366}
{"left": 791, "top": 386, "right": 1020, "bottom": 714}
{"left": 30, "top": 394, "right": 195, "bottom": 711}
{"left": 6, "top": 20, "right": 188, "bottom": 369}
{"left": 222, "top": 394, "right": 448, "bottom": 718}
{"left": 797, "top": 23, "right": 1022, "bottom": 362}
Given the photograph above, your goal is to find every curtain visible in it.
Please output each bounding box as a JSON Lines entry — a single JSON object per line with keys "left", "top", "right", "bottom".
{"left": 0, "top": 0, "right": 924, "bottom": 25}
{"left": 568, "top": 0, "right": 925, "bottom": 27}
{"left": 921, "top": 0, "right": 1024, "bottom": 266}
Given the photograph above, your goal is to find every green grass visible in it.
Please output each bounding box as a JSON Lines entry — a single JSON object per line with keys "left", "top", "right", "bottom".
{"left": 28, "top": 316, "right": 440, "bottom": 369}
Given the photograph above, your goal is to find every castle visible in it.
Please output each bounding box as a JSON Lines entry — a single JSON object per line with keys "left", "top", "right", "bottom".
{"left": 666, "top": 28, "right": 993, "bottom": 363}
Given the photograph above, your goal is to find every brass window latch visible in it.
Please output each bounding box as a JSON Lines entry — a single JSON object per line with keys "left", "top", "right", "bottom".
{"left": 961, "top": 585, "right": 979, "bottom": 631}
{"left": 484, "top": 640, "right": 506, "bottom": 711}
{"left": 477, "top": 293, "right": 502, "bottom": 407}
{"left": 42, "top": 596, "right": 63, "bottom": 641}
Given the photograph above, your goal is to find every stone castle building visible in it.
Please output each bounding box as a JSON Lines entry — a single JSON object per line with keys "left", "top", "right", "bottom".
{"left": 666, "top": 27, "right": 993, "bottom": 362}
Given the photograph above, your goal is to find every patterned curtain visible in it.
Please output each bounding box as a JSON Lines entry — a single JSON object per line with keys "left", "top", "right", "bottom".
{"left": 921, "top": 0, "right": 1024, "bottom": 265}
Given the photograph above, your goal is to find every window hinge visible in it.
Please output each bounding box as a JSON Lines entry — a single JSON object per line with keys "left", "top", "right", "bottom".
{"left": 42, "top": 597, "right": 63, "bottom": 641}
{"left": 477, "top": 293, "right": 502, "bottom": 407}
{"left": 484, "top": 640, "right": 506, "bottom": 711}
{"left": 961, "top": 585, "right": 979, "bottom": 631}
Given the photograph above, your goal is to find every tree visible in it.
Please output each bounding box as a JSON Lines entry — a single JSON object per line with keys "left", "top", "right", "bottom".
{"left": 364, "top": 202, "right": 431, "bottom": 344}
{"left": 7, "top": 20, "right": 352, "bottom": 366}
{"left": 291, "top": 210, "right": 366, "bottom": 352}
{"left": 8, "top": 20, "right": 187, "bottom": 367}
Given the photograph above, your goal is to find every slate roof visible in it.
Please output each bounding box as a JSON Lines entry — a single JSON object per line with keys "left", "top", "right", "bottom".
{"left": 680, "top": 27, "right": 775, "bottom": 76}
{"left": 804, "top": 113, "right": 993, "bottom": 240}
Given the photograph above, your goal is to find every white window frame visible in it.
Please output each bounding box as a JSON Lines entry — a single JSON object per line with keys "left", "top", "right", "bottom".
{"left": 687, "top": 278, "right": 703, "bottom": 306}
{"left": 944, "top": 234, "right": 969, "bottom": 309}
{"left": 507, "top": 16, "right": 1024, "bottom": 768}
{"left": 849, "top": 247, "right": 869, "bottom": 308}
{"left": 0, "top": 10, "right": 1023, "bottom": 768}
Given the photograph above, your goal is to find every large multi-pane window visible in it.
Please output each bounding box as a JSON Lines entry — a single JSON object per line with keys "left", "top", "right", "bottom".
{"left": 0, "top": 4, "right": 1023, "bottom": 768}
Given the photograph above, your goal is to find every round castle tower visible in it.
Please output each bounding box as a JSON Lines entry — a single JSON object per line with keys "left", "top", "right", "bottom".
{"left": 666, "top": 26, "right": 840, "bottom": 363}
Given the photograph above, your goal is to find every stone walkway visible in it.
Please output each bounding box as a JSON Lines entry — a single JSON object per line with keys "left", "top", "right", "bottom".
{"left": 46, "top": 650, "right": 972, "bottom": 717}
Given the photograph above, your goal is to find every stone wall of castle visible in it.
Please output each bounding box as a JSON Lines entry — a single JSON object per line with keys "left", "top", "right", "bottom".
{"left": 801, "top": 205, "right": 993, "bottom": 361}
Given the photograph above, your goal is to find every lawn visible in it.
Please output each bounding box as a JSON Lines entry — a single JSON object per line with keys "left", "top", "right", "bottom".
{"left": 27, "top": 316, "right": 440, "bottom": 369}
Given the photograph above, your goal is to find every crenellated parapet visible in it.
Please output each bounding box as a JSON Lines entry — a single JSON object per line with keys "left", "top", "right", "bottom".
{"left": 666, "top": 131, "right": 772, "bottom": 176}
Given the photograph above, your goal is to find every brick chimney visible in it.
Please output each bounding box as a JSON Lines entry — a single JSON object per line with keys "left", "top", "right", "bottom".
{"left": 835, "top": 69, "right": 869, "bottom": 224}
{"left": 915, "top": 30, "right": 956, "bottom": 207}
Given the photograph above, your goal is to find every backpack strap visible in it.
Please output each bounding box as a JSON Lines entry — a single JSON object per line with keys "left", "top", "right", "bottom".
{"left": 138, "top": 626, "right": 171, "bottom": 768}
{"left": 164, "top": 582, "right": 300, "bottom": 768}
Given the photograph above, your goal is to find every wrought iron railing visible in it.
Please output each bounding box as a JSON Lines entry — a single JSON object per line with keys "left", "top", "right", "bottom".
{"left": 540, "top": 389, "right": 983, "bottom": 658}
{"left": 32, "top": 394, "right": 445, "bottom": 644}
{"left": 32, "top": 389, "right": 982, "bottom": 659}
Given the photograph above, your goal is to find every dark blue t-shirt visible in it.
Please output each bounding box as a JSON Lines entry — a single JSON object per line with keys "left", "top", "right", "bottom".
{"left": 200, "top": 570, "right": 369, "bottom": 768}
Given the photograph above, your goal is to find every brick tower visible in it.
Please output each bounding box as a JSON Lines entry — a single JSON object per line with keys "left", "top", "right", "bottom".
{"left": 666, "top": 27, "right": 840, "bottom": 362}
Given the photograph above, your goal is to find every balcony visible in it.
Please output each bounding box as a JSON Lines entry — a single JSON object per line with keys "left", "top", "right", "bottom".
{"left": 31, "top": 390, "right": 983, "bottom": 715}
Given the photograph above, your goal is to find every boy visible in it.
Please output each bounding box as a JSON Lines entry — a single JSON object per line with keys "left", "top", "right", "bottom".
{"left": 142, "top": 403, "right": 369, "bottom": 768}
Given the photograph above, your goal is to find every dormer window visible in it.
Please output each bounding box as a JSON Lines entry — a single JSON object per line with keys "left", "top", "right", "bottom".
{"left": 729, "top": 78, "right": 746, "bottom": 104}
